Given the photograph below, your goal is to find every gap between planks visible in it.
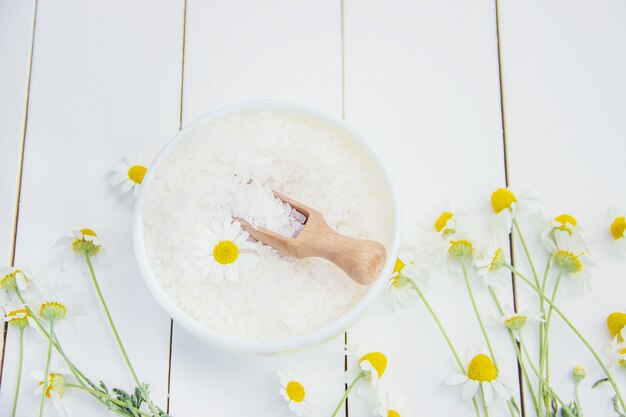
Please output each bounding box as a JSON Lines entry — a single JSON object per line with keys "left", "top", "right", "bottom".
{"left": 0, "top": 0, "right": 39, "bottom": 383}
{"left": 166, "top": 0, "right": 188, "bottom": 413}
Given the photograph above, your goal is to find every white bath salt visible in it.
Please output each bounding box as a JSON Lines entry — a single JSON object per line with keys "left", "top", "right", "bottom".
{"left": 231, "top": 179, "right": 305, "bottom": 238}
{"left": 142, "top": 109, "right": 394, "bottom": 340}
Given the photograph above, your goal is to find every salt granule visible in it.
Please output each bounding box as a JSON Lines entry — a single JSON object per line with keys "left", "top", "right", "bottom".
{"left": 142, "top": 109, "right": 393, "bottom": 340}
{"left": 231, "top": 179, "right": 305, "bottom": 238}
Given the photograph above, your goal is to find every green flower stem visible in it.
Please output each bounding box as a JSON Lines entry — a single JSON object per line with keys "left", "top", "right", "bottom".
{"left": 538, "top": 256, "right": 552, "bottom": 416}
{"left": 506, "top": 264, "right": 626, "bottom": 414}
{"left": 488, "top": 287, "right": 539, "bottom": 412}
{"left": 11, "top": 327, "right": 25, "bottom": 417}
{"left": 542, "top": 269, "right": 563, "bottom": 387}
{"left": 14, "top": 289, "right": 88, "bottom": 385}
{"left": 507, "top": 399, "right": 518, "bottom": 417}
{"left": 406, "top": 276, "right": 482, "bottom": 417}
{"left": 461, "top": 261, "right": 497, "bottom": 370}
{"left": 481, "top": 386, "right": 490, "bottom": 417}
{"left": 331, "top": 372, "right": 365, "bottom": 417}
{"left": 14, "top": 289, "right": 118, "bottom": 413}
{"left": 406, "top": 277, "right": 464, "bottom": 371}
{"left": 66, "top": 384, "right": 152, "bottom": 417}
{"left": 575, "top": 382, "right": 583, "bottom": 417}
{"left": 84, "top": 255, "right": 159, "bottom": 416}
{"left": 512, "top": 219, "right": 541, "bottom": 288}
{"left": 519, "top": 335, "right": 574, "bottom": 417}
{"left": 39, "top": 320, "right": 55, "bottom": 417}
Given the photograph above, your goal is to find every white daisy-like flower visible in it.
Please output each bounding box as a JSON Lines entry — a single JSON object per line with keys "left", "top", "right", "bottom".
{"left": 447, "top": 236, "right": 475, "bottom": 270}
{"left": 540, "top": 213, "right": 586, "bottom": 253}
{"left": 490, "top": 188, "right": 534, "bottom": 237}
{"left": 608, "top": 208, "right": 626, "bottom": 257}
{"left": 0, "top": 267, "right": 35, "bottom": 296}
{"left": 418, "top": 202, "right": 462, "bottom": 269}
{"left": 54, "top": 228, "right": 109, "bottom": 270}
{"left": 278, "top": 369, "right": 315, "bottom": 416}
{"left": 2, "top": 298, "right": 36, "bottom": 330}
{"left": 193, "top": 219, "right": 257, "bottom": 283}
{"left": 445, "top": 353, "right": 511, "bottom": 406}
{"left": 607, "top": 311, "right": 626, "bottom": 343}
{"left": 35, "top": 285, "right": 84, "bottom": 334}
{"left": 372, "top": 390, "right": 407, "bottom": 417}
{"left": 549, "top": 230, "right": 595, "bottom": 294}
{"left": 387, "top": 243, "right": 429, "bottom": 310}
{"left": 32, "top": 357, "right": 72, "bottom": 417}
{"left": 111, "top": 156, "right": 148, "bottom": 196}
{"left": 493, "top": 305, "right": 543, "bottom": 341}
{"left": 607, "top": 338, "right": 626, "bottom": 370}
{"left": 345, "top": 345, "right": 388, "bottom": 400}
{"left": 475, "top": 241, "right": 509, "bottom": 289}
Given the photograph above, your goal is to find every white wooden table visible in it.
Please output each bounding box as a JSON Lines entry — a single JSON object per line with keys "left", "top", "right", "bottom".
{"left": 1, "top": 1, "right": 625, "bottom": 416}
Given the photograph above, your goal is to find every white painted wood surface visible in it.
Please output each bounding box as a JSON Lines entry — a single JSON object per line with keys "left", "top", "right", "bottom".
{"left": 1, "top": 0, "right": 625, "bottom": 416}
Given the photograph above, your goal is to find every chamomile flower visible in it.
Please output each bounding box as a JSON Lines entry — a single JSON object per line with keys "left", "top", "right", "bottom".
{"left": 193, "top": 219, "right": 257, "bottom": 283}
{"left": 372, "top": 390, "right": 406, "bottom": 417}
{"left": 541, "top": 213, "right": 586, "bottom": 253}
{"left": 278, "top": 369, "right": 314, "bottom": 416}
{"left": 607, "top": 339, "right": 626, "bottom": 370}
{"left": 32, "top": 358, "right": 72, "bottom": 417}
{"left": 445, "top": 353, "right": 511, "bottom": 406}
{"left": 607, "top": 311, "right": 626, "bottom": 343}
{"left": 54, "top": 228, "right": 108, "bottom": 270}
{"left": 490, "top": 188, "right": 534, "bottom": 236}
{"left": 493, "top": 305, "right": 543, "bottom": 341}
{"left": 387, "top": 244, "right": 429, "bottom": 310}
{"left": 2, "top": 299, "right": 36, "bottom": 330}
{"left": 111, "top": 156, "right": 148, "bottom": 196}
{"left": 550, "top": 230, "right": 595, "bottom": 294}
{"left": 345, "top": 345, "right": 389, "bottom": 399}
{"left": 475, "top": 241, "right": 508, "bottom": 289}
{"left": 0, "top": 267, "right": 34, "bottom": 295}
{"left": 419, "top": 202, "right": 462, "bottom": 268}
{"left": 608, "top": 208, "right": 626, "bottom": 257}
{"left": 36, "top": 285, "right": 83, "bottom": 333}
{"left": 447, "top": 236, "right": 475, "bottom": 267}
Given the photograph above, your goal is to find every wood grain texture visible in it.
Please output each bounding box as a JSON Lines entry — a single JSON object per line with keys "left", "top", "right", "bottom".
{"left": 168, "top": 1, "right": 347, "bottom": 416}
{"left": 499, "top": 0, "right": 626, "bottom": 415}
{"left": 343, "top": 0, "right": 520, "bottom": 415}
{"left": 0, "top": 1, "right": 184, "bottom": 415}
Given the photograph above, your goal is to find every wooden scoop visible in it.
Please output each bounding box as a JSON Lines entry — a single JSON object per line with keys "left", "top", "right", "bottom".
{"left": 235, "top": 191, "right": 387, "bottom": 285}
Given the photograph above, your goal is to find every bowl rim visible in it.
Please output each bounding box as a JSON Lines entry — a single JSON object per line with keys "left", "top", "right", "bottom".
{"left": 132, "top": 100, "right": 401, "bottom": 355}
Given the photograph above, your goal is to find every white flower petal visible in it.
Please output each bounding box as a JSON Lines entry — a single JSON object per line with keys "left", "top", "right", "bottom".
{"left": 461, "top": 379, "right": 479, "bottom": 402}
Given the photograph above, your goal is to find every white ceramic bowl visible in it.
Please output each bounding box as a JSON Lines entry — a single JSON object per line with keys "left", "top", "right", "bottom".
{"left": 133, "top": 101, "right": 400, "bottom": 355}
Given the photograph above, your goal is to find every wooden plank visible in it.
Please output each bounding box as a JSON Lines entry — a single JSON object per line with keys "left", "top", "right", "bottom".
{"left": 0, "top": 0, "right": 35, "bottom": 265}
{"left": 343, "top": 0, "right": 520, "bottom": 416}
{"left": 498, "top": 0, "right": 626, "bottom": 415}
{"left": 0, "top": 0, "right": 184, "bottom": 415}
{"left": 168, "top": 1, "right": 346, "bottom": 416}
{"left": 0, "top": 0, "right": 36, "bottom": 380}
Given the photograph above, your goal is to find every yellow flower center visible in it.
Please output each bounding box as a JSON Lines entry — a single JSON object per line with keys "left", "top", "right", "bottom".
{"left": 434, "top": 211, "right": 454, "bottom": 233}
{"left": 611, "top": 216, "right": 626, "bottom": 241}
{"left": 467, "top": 354, "right": 498, "bottom": 382}
{"left": 213, "top": 241, "right": 239, "bottom": 265}
{"left": 554, "top": 214, "right": 577, "bottom": 235}
{"left": 127, "top": 165, "right": 147, "bottom": 185}
{"left": 393, "top": 258, "right": 405, "bottom": 276}
{"left": 285, "top": 381, "right": 305, "bottom": 403}
{"left": 491, "top": 189, "right": 517, "bottom": 214}
{"left": 504, "top": 315, "right": 527, "bottom": 330}
{"left": 448, "top": 239, "right": 474, "bottom": 260}
{"left": 620, "top": 348, "right": 626, "bottom": 369}
{"left": 0, "top": 270, "right": 21, "bottom": 291}
{"left": 388, "top": 410, "right": 401, "bottom": 417}
{"left": 80, "top": 228, "right": 97, "bottom": 237}
{"left": 554, "top": 250, "right": 583, "bottom": 274}
{"left": 607, "top": 312, "right": 626, "bottom": 342}
{"left": 40, "top": 301, "right": 67, "bottom": 321}
{"left": 8, "top": 308, "right": 30, "bottom": 328}
{"left": 359, "top": 352, "right": 388, "bottom": 378}
{"left": 489, "top": 248, "right": 505, "bottom": 272}
{"left": 38, "top": 373, "right": 66, "bottom": 398}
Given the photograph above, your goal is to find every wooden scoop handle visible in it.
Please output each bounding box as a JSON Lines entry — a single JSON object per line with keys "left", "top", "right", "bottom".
{"left": 298, "top": 223, "right": 387, "bottom": 285}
